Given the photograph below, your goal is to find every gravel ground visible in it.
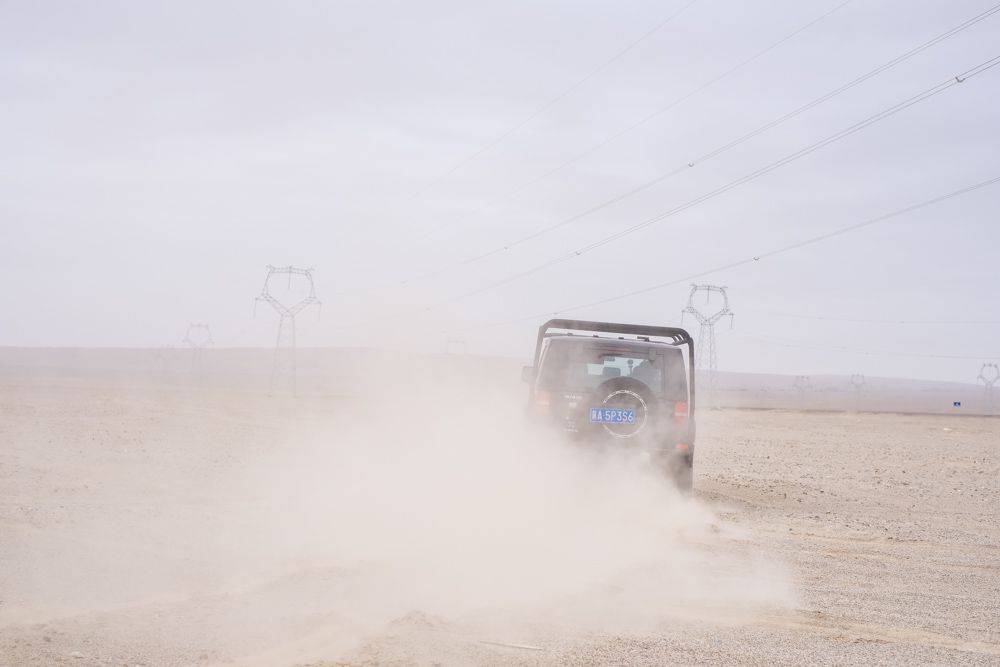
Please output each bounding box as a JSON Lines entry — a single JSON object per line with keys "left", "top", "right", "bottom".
{"left": 1, "top": 377, "right": 998, "bottom": 665}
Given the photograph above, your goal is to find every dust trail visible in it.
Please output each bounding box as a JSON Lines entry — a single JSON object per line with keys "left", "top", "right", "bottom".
{"left": 0, "top": 363, "right": 799, "bottom": 665}
{"left": 214, "top": 364, "right": 796, "bottom": 662}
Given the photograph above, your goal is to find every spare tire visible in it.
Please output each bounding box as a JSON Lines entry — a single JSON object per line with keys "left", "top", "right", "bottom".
{"left": 591, "top": 377, "right": 654, "bottom": 439}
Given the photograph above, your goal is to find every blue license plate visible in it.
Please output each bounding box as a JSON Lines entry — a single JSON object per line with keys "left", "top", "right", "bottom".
{"left": 589, "top": 407, "right": 636, "bottom": 424}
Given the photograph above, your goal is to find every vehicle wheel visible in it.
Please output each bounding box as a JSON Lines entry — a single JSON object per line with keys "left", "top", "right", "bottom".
{"left": 673, "top": 462, "right": 693, "bottom": 494}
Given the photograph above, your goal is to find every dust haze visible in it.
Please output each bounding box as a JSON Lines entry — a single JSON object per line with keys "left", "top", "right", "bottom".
{"left": 236, "top": 372, "right": 793, "bottom": 619}
{"left": 3, "top": 0, "right": 1000, "bottom": 664}
{"left": 4, "top": 351, "right": 999, "bottom": 664}
{"left": 2, "top": 360, "right": 799, "bottom": 665}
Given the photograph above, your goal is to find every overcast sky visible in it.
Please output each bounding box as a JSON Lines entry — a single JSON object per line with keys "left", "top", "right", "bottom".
{"left": 2, "top": 0, "right": 998, "bottom": 382}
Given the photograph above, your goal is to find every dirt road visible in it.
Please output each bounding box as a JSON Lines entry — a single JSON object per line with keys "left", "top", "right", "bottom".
{"left": 1, "top": 376, "right": 998, "bottom": 665}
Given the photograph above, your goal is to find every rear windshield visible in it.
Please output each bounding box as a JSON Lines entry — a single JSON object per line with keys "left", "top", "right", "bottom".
{"left": 538, "top": 340, "right": 687, "bottom": 399}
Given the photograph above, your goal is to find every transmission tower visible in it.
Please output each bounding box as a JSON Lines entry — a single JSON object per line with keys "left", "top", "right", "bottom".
{"left": 152, "top": 345, "right": 175, "bottom": 379}
{"left": 681, "top": 284, "right": 734, "bottom": 407}
{"left": 445, "top": 338, "right": 468, "bottom": 355}
{"left": 254, "top": 265, "right": 321, "bottom": 394}
{"left": 183, "top": 323, "right": 213, "bottom": 378}
{"left": 850, "top": 373, "right": 866, "bottom": 412}
{"left": 978, "top": 363, "right": 999, "bottom": 414}
{"left": 794, "top": 375, "right": 811, "bottom": 409}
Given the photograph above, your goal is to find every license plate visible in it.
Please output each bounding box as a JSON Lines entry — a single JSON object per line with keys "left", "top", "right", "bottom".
{"left": 589, "top": 407, "right": 636, "bottom": 424}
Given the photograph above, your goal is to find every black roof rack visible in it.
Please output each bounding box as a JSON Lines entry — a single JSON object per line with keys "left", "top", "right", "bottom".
{"left": 535, "top": 319, "right": 692, "bottom": 357}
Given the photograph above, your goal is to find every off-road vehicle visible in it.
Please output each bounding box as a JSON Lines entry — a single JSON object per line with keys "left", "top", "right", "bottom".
{"left": 522, "top": 319, "right": 696, "bottom": 491}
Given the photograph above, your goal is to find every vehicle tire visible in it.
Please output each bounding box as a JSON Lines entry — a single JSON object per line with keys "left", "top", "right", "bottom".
{"left": 591, "top": 377, "right": 655, "bottom": 439}
{"left": 673, "top": 462, "right": 693, "bottom": 494}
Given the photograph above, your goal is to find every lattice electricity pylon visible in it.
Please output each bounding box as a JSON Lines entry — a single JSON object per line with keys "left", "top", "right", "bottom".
{"left": 445, "top": 338, "right": 468, "bottom": 355}
{"left": 794, "top": 375, "right": 811, "bottom": 408}
{"left": 254, "top": 265, "right": 321, "bottom": 394}
{"left": 850, "top": 373, "right": 866, "bottom": 411}
{"left": 183, "top": 323, "right": 213, "bottom": 378}
{"left": 152, "top": 345, "right": 175, "bottom": 380}
{"left": 978, "top": 363, "right": 999, "bottom": 413}
{"left": 681, "top": 284, "right": 734, "bottom": 407}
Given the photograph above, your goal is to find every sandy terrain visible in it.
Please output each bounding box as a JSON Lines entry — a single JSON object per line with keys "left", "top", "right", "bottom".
{"left": 1, "top": 371, "right": 998, "bottom": 665}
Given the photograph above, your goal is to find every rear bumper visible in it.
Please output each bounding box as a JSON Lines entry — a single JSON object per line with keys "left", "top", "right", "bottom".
{"left": 553, "top": 419, "right": 694, "bottom": 459}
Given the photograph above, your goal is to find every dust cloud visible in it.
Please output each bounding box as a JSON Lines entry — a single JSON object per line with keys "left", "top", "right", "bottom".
{"left": 204, "top": 365, "right": 797, "bottom": 661}
{"left": 1, "top": 358, "right": 797, "bottom": 665}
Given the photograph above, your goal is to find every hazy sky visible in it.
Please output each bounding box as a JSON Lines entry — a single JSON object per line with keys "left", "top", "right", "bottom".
{"left": 2, "top": 0, "right": 998, "bottom": 382}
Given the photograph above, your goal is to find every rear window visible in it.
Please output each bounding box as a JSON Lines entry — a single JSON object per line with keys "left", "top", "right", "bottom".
{"left": 538, "top": 340, "right": 687, "bottom": 399}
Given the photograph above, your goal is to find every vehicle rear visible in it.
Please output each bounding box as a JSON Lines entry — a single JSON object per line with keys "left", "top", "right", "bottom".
{"left": 523, "top": 320, "right": 696, "bottom": 490}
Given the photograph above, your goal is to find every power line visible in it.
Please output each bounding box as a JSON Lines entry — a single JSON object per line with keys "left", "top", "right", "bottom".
{"left": 406, "top": 0, "right": 857, "bottom": 244}
{"left": 745, "top": 310, "right": 1000, "bottom": 325}
{"left": 374, "top": 3, "right": 1000, "bottom": 290}
{"left": 487, "top": 174, "right": 1000, "bottom": 327}
{"left": 409, "top": 0, "right": 703, "bottom": 199}
{"left": 738, "top": 332, "right": 999, "bottom": 361}
{"left": 425, "top": 55, "right": 1000, "bottom": 308}
{"left": 335, "top": 172, "right": 1000, "bottom": 333}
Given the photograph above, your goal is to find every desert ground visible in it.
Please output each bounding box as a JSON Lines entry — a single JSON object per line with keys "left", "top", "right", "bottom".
{"left": 1, "top": 365, "right": 998, "bottom": 665}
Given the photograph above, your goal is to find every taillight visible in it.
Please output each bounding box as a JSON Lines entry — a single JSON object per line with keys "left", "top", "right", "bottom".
{"left": 534, "top": 390, "right": 552, "bottom": 413}
{"left": 673, "top": 401, "right": 689, "bottom": 424}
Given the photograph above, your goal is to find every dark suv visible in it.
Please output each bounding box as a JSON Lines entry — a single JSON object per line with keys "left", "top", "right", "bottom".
{"left": 522, "top": 319, "right": 696, "bottom": 491}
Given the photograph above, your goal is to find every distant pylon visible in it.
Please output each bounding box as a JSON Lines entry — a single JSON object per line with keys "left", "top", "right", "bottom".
{"left": 445, "top": 338, "right": 468, "bottom": 355}
{"left": 794, "top": 375, "right": 811, "bottom": 408}
{"left": 153, "top": 345, "right": 173, "bottom": 378}
{"left": 681, "top": 284, "right": 734, "bottom": 408}
{"left": 254, "top": 265, "right": 321, "bottom": 394}
{"left": 978, "top": 363, "right": 999, "bottom": 413}
{"left": 183, "top": 323, "right": 213, "bottom": 378}
{"left": 850, "top": 373, "right": 866, "bottom": 411}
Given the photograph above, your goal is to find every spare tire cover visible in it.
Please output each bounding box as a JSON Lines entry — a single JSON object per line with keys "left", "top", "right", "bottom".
{"left": 596, "top": 382, "right": 650, "bottom": 439}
